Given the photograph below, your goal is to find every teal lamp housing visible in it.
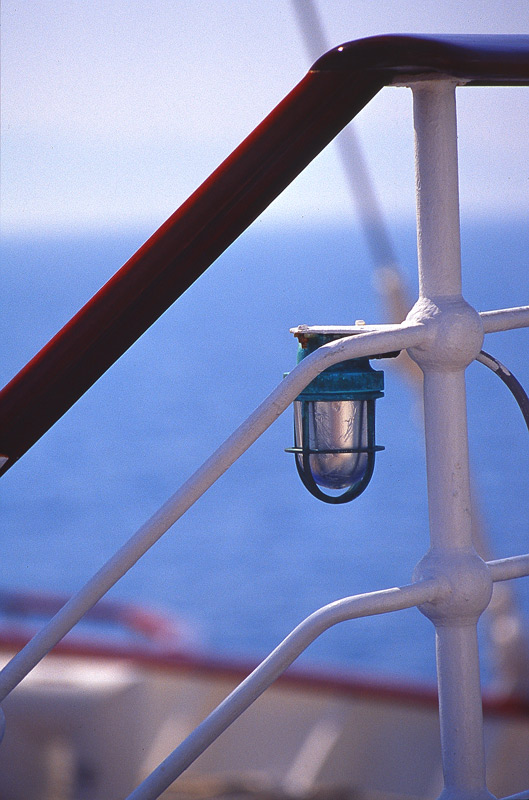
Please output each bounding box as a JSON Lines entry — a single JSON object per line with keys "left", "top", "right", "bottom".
{"left": 286, "top": 334, "right": 384, "bottom": 504}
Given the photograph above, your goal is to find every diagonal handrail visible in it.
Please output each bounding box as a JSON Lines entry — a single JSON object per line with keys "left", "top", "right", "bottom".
{"left": 126, "top": 579, "right": 446, "bottom": 800}
{"left": 1, "top": 35, "right": 528, "bottom": 475}
{"left": 0, "top": 309, "right": 526, "bottom": 714}
{"left": 127, "top": 557, "right": 529, "bottom": 800}
{"left": 0, "top": 323, "right": 425, "bottom": 702}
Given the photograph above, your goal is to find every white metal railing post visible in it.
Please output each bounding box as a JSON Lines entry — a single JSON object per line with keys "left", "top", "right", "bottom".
{"left": 0, "top": 62, "right": 526, "bottom": 798}
{"left": 408, "top": 79, "right": 495, "bottom": 800}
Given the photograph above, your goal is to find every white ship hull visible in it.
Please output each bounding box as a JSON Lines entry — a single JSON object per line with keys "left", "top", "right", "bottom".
{"left": 1, "top": 642, "right": 528, "bottom": 800}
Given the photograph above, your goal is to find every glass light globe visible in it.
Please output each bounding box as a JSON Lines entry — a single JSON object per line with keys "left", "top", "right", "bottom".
{"left": 286, "top": 332, "right": 384, "bottom": 504}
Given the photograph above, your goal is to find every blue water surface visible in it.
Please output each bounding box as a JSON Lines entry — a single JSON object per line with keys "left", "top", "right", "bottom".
{"left": 1, "top": 218, "right": 528, "bottom": 683}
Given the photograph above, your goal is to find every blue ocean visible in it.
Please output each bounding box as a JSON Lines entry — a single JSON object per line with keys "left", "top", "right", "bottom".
{"left": 1, "top": 218, "right": 528, "bottom": 684}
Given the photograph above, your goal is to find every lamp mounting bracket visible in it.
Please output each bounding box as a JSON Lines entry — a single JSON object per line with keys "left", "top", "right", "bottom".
{"left": 290, "top": 324, "right": 401, "bottom": 359}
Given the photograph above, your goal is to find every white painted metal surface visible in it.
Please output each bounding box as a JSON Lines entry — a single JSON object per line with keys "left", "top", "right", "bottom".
{"left": 0, "top": 322, "right": 425, "bottom": 704}
{"left": 2, "top": 644, "right": 527, "bottom": 800}
{"left": 480, "top": 306, "right": 529, "bottom": 333}
{"left": 408, "top": 80, "right": 491, "bottom": 800}
{"left": 126, "top": 580, "right": 443, "bottom": 800}
{"left": 488, "top": 555, "right": 529, "bottom": 583}
{"left": 124, "top": 78, "right": 528, "bottom": 800}
{"left": 0, "top": 72, "right": 527, "bottom": 800}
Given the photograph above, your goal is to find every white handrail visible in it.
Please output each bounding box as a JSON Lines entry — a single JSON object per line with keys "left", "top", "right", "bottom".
{"left": 126, "top": 553, "right": 529, "bottom": 800}
{"left": 0, "top": 322, "right": 425, "bottom": 702}
{"left": 0, "top": 59, "right": 527, "bottom": 800}
{"left": 480, "top": 306, "right": 529, "bottom": 333}
{"left": 126, "top": 578, "right": 445, "bottom": 800}
{"left": 0, "top": 307, "right": 526, "bottom": 746}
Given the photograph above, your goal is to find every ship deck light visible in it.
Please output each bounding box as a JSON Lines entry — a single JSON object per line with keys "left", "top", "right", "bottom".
{"left": 286, "top": 325, "right": 396, "bottom": 504}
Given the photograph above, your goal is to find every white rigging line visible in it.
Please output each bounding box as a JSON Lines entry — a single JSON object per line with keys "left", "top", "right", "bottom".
{"left": 291, "top": 0, "right": 396, "bottom": 268}
{"left": 291, "top": 0, "right": 421, "bottom": 382}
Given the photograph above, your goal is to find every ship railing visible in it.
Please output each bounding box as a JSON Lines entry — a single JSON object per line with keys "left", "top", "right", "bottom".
{"left": 1, "top": 34, "right": 529, "bottom": 800}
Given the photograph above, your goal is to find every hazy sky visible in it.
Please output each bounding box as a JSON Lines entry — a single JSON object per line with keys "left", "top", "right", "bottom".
{"left": 1, "top": 1, "right": 528, "bottom": 233}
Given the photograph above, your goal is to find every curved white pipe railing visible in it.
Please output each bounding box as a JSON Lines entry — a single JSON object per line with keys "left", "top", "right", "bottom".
{"left": 0, "top": 43, "right": 528, "bottom": 800}
{"left": 0, "top": 308, "right": 526, "bottom": 767}
{"left": 0, "top": 306, "right": 526, "bottom": 792}
{"left": 487, "top": 555, "right": 529, "bottom": 583}
{"left": 126, "top": 552, "right": 529, "bottom": 800}
{"left": 126, "top": 579, "right": 445, "bottom": 800}
{"left": 0, "top": 322, "right": 425, "bottom": 702}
